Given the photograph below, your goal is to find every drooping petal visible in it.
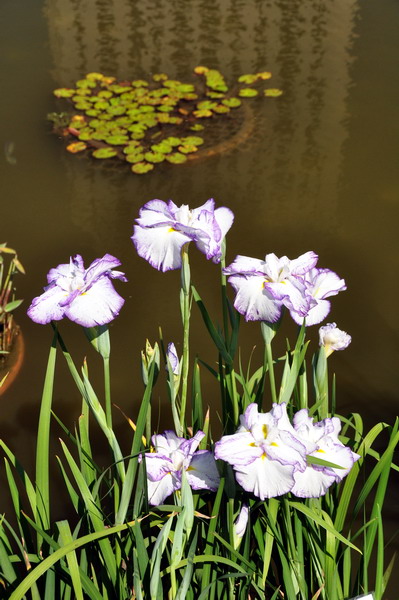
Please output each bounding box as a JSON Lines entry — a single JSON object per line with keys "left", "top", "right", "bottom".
{"left": 132, "top": 224, "right": 191, "bottom": 271}
{"left": 228, "top": 274, "right": 283, "bottom": 322}
{"left": 27, "top": 284, "right": 68, "bottom": 324}
{"left": 224, "top": 255, "right": 267, "bottom": 277}
{"left": 290, "top": 298, "right": 331, "bottom": 326}
{"left": 152, "top": 431, "right": 184, "bottom": 454}
{"left": 65, "top": 277, "right": 125, "bottom": 327}
{"left": 234, "top": 455, "right": 296, "bottom": 499}
{"left": 187, "top": 450, "right": 220, "bottom": 491}
{"left": 146, "top": 471, "right": 181, "bottom": 505}
{"left": 291, "top": 465, "right": 336, "bottom": 498}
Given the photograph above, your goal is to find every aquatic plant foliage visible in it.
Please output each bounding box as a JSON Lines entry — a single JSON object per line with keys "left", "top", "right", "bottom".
{"left": 49, "top": 67, "right": 282, "bottom": 174}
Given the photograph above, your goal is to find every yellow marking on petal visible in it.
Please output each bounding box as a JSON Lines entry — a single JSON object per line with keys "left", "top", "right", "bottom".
{"left": 168, "top": 227, "right": 176, "bottom": 233}
{"left": 271, "top": 442, "right": 278, "bottom": 447}
{"left": 187, "top": 466, "right": 195, "bottom": 471}
{"left": 261, "top": 452, "right": 267, "bottom": 460}
{"left": 262, "top": 424, "right": 268, "bottom": 438}
{"left": 316, "top": 448, "right": 326, "bottom": 453}
{"left": 249, "top": 442, "right": 256, "bottom": 447}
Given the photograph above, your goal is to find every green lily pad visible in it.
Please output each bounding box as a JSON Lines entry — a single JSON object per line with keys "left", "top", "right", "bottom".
{"left": 177, "top": 84, "right": 195, "bottom": 93}
{"left": 130, "top": 131, "right": 145, "bottom": 140}
{"left": 85, "top": 109, "right": 100, "bottom": 117}
{"left": 167, "top": 117, "right": 183, "bottom": 125}
{"left": 132, "top": 79, "right": 149, "bottom": 87}
{"left": 238, "top": 88, "right": 259, "bottom": 97}
{"left": 213, "top": 104, "right": 230, "bottom": 114}
{"left": 182, "top": 136, "right": 204, "bottom": 146}
{"left": 193, "top": 109, "right": 213, "bottom": 118}
{"left": 98, "top": 90, "right": 113, "bottom": 98}
{"left": 94, "top": 100, "right": 110, "bottom": 110}
{"left": 264, "top": 88, "right": 283, "bottom": 97}
{"left": 258, "top": 71, "right": 272, "bottom": 80}
{"left": 123, "top": 142, "right": 141, "bottom": 154}
{"left": 164, "top": 137, "right": 182, "bottom": 147}
{"left": 196, "top": 100, "right": 217, "bottom": 110}
{"left": 125, "top": 153, "right": 145, "bottom": 163}
{"left": 190, "top": 124, "right": 204, "bottom": 131}
{"left": 222, "top": 97, "right": 242, "bottom": 108}
{"left": 86, "top": 72, "right": 104, "bottom": 81}
{"left": 178, "top": 144, "right": 198, "bottom": 154}
{"left": 165, "top": 152, "right": 187, "bottom": 164}
{"left": 182, "top": 93, "right": 198, "bottom": 101}
{"left": 92, "top": 147, "right": 118, "bottom": 159}
{"left": 105, "top": 134, "right": 129, "bottom": 145}
{"left": 144, "top": 151, "right": 165, "bottom": 163}
{"left": 164, "top": 80, "right": 181, "bottom": 88}
{"left": 156, "top": 113, "right": 173, "bottom": 124}
{"left": 238, "top": 74, "right": 258, "bottom": 84}
{"left": 107, "top": 106, "right": 126, "bottom": 116}
{"left": 78, "top": 129, "right": 95, "bottom": 141}
{"left": 54, "top": 88, "right": 76, "bottom": 98}
{"left": 152, "top": 73, "right": 168, "bottom": 82}
{"left": 76, "top": 79, "right": 96, "bottom": 89}
{"left": 206, "top": 91, "right": 225, "bottom": 99}
{"left": 132, "top": 162, "right": 154, "bottom": 174}
{"left": 151, "top": 142, "right": 173, "bottom": 154}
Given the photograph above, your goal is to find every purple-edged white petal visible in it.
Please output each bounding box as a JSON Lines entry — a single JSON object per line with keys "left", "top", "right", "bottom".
{"left": 132, "top": 224, "right": 190, "bottom": 271}
{"left": 147, "top": 471, "right": 181, "bottom": 505}
{"left": 289, "top": 251, "right": 319, "bottom": 275}
{"left": 228, "top": 274, "right": 283, "bottom": 322}
{"left": 290, "top": 299, "right": 331, "bottom": 326}
{"left": 145, "top": 454, "right": 174, "bottom": 482}
{"left": 291, "top": 465, "right": 336, "bottom": 498}
{"left": 65, "top": 277, "right": 125, "bottom": 327}
{"left": 214, "top": 431, "right": 263, "bottom": 466}
{"left": 234, "top": 455, "right": 296, "bottom": 499}
{"left": 27, "top": 284, "right": 69, "bottom": 324}
{"left": 187, "top": 450, "right": 220, "bottom": 491}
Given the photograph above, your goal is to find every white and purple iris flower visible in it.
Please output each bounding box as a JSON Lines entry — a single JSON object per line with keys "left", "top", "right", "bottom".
{"left": 290, "top": 410, "right": 360, "bottom": 498}
{"left": 289, "top": 268, "right": 347, "bottom": 326}
{"left": 319, "top": 323, "right": 352, "bottom": 356}
{"left": 166, "top": 342, "right": 180, "bottom": 375}
{"left": 215, "top": 403, "right": 357, "bottom": 500}
{"left": 223, "top": 251, "right": 346, "bottom": 326}
{"left": 144, "top": 430, "right": 220, "bottom": 506}
{"left": 215, "top": 403, "right": 308, "bottom": 500}
{"left": 27, "top": 254, "right": 127, "bottom": 327}
{"left": 132, "top": 198, "right": 234, "bottom": 271}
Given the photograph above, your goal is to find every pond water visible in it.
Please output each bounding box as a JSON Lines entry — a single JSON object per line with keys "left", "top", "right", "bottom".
{"left": 1, "top": 0, "right": 399, "bottom": 577}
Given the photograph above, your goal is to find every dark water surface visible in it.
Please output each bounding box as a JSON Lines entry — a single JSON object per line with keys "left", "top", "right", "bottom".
{"left": 1, "top": 0, "right": 399, "bottom": 588}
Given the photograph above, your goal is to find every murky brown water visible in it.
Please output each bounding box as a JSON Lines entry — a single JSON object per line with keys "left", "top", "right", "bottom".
{"left": 1, "top": 0, "right": 399, "bottom": 592}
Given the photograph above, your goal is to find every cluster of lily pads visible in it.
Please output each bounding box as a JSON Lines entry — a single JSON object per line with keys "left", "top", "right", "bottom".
{"left": 49, "top": 67, "right": 282, "bottom": 174}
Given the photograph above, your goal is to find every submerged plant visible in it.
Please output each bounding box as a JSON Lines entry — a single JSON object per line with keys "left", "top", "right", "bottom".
{"left": 49, "top": 67, "right": 283, "bottom": 174}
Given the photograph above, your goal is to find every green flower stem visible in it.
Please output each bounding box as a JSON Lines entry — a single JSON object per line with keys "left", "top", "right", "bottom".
{"left": 179, "top": 244, "right": 191, "bottom": 436}
{"left": 104, "top": 356, "right": 112, "bottom": 428}
{"left": 265, "top": 341, "right": 277, "bottom": 405}
{"left": 220, "top": 242, "right": 229, "bottom": 342}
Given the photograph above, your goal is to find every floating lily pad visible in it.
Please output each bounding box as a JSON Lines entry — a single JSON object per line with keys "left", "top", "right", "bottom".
{"left": 206, "top": 91, "right": 225, "bottom": 99}
{"left": 190, "top": 123, "right": 204, "bottom": 131}
{"left": 238, "top": 74, "right": 258, "bottom": 84}
{"left": 153, "top": 73, "right": 168, "bottom": 82}
{"left": 238, "top": 88, "right": 259, "bottom": 97}
{"left": 78, "top": 129, "right": 95, "bottom": 141}
{"left": 105, "top": 134, "right": 129, "bottom": 145}
{"left": 132, "top": 79, "right": 149, "bottom": 87}
{"left": 98, "top": 90, "right": 113, "bottom": 99}
{"left": 66, "top": 141, "right": 87, "bottom": 153}
{"left": 194, "top": 66, "right": 209, "bottom": 75}
{"left": 222, "top": 97, "right": 242, "bottom": 108}
{"left": 92, "top": 147, "right": 118, "bottom": 159}
{"left": 164, "top": 137, "right": 182, "bottom": 147}
{"left": 258, "top": 71, "right": 272, "bottom": 80}
{"left": 213, "top": 105, "right": 230, "bottom": 114}
{"left": 193, "top": 109, "right": 213, "bottom": 118}
{"left": 86, "top": 72, "right": 104, "bottom": 81}
{"left": 196, "top": 100, "right": 217, "bottom": 111}
{"left": 165, "top": 152, "right": 187, "bottom": 164}
{"left": 145, "top": 151, "right": 165, "bottom": 163}
{"left": 123, "top": 142, "right": 141, "bottom": 154}
{"left": 125, "top": 153, "right": 145, "bottom": 163}
{"left": 182, "top": 93, "right": 198, "bottom": 101}
{"left": 132, "top": 162, "right": 154, "bottom": 174}
{"left": 264, "top": 88, "right": 283, "bottom": 97}
{"left": 178, "top": 144, "right": 198, "bottom": 154}
{"left": 76, "top": 79, "right": 96, "bottom": 89}
{"left": 54, "top": 88, "right": 76, "bottom": 98}
{"left": 151, "top": 142, "right": 173, "bottom": 154}
{"left": 182, "top": 136, "right": 204, "bottom": 146}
